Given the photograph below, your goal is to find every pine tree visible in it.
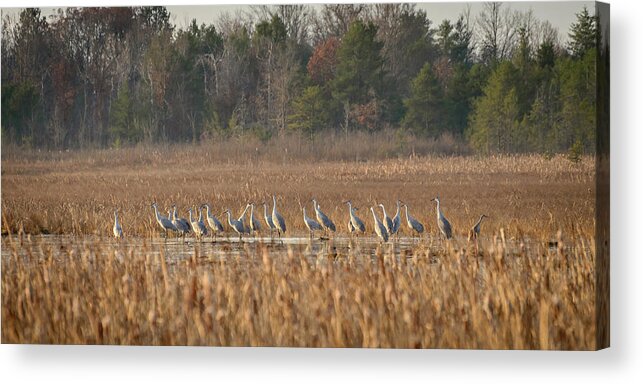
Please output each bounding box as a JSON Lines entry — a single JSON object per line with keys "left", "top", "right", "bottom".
{"left": 467, "top": 62, "right": 520, "bottom": 153}
{"left": 331, "top": 20, "right": 384, "bottom": 106}
{"left": 288, "top": 85, "right": 329, "bottom": 140}
{"left": 568, "top": 6, "right": 597, "bottom": 59}
{"left": 402, "top": 63, "right": 444, "bottom": 136}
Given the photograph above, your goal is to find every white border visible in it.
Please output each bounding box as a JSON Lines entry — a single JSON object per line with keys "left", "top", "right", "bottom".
{"left": 1, "top": 0, "right": 641, "bottom": 383}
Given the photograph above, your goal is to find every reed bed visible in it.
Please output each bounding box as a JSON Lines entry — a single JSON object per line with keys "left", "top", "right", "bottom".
{"left": 1, "top": 145, "right": 594, "bottom": 242}
{"left": 1, "top": 234, "right": 595, "bottom": 349}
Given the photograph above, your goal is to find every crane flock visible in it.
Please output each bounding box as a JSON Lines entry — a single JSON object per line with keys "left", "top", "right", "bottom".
{"left": 116, "top": 196, "right": 486, "bottom": 245}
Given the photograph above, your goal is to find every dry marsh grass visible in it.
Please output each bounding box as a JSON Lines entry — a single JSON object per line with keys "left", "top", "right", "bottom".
{"left": 1, "top": 144, "right": 594, "bottom": 242}
{"left": 1, "top": 144, "right": 598, "bottom": 348}
{"left": 2, "top": 235, "right": 595, "bottom": 349}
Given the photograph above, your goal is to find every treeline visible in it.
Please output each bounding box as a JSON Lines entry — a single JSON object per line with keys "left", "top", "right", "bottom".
{"left": 1, "top": 3, "right": 601, "bottom": 154}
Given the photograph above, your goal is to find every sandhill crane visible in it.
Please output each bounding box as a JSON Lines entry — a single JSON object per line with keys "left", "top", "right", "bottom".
{"left": 391, "top": 200, "right": 402, "bottom": 236}
{"left": 378, "top": 203, "right": 394, "bottom": 235}
{"left": 271, "top": 195, "right": 286, "bottom": 239}
{"left": 344, "top": 201, "right": 365, "bottom": 235}
{"left": 431, "top": 196, "right": 452, "bottom": 240}
{"left": 468, "top": 214, "right": 488, "bottom": 255}
{"left": 248, "top": 203, "right": 261, "bottom": 235}
{"left": 203, "top": 204, "right": 224, "bottom": 241}
{"left": 171, "top": 205, "right": 191, "bottom": 237}
{"left": 261, "top": 201, "right": 276, "bottom": 237}
{"left": 188, "top": 207, "right": 206, "bottom": 240}
{"left": 301, "top": 204, "right": 322, "bottom": 238}
{"left": 402, "top": 203, "right": 424, "bottom": 237}
{"left": 237, "top": 204, "right": 251, "bottom": 234}
{"left": 370, "top": 206, "right": 389, "bottom": 243}
{"left": 198, "top": 205, "right": 209, "bottom": 237}
{"left": 312, "top": 199, "right": 336, "bottom": 234}
{"left": 113, "top": 210, "right": 123, "bottom": 239}
{"left": 151, "top": 202, "right": 176, "bottom": 238}
{"left": 223, "top": 209, "right": 246, "bottom": 241}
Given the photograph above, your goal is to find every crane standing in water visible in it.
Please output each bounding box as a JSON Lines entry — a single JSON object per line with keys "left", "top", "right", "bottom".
{"left": 172, "top": 205, "right": 191, "bottom": 240}
{"left": 301, "top": 203, "right": 323, "bottom": 239}
{"left": 391, "top": 200, "right": 402, "bottom": 237}
{"left": 222, "top": 209, "right": 246, "bottom": 241}
{"left": 431, "top": 196, "right": 452, "bottom": 240}
{"left": 271, "top": 195, "right": 287, "bottom": 240}
{"left": 378, "top": 203, "right": 394, "bottom": 236}
{"left": 203, "top": 204, "right": 224, "bottom": 241}
{"left": 151, "top": 202, "right": 176, "bottom": 239}
{"left": 402, "top": 203, "right": 424, "bottom": 238}
{"left": 370, "top": 206, "right": 389, "bottom": 243}
{"left": 344, "top": 201, "right": 365, "bottom": 236}
{"left": 248, "top": 203, "right": 262, "bottom": 236}
{"left": 188, "top": 207, "right": 206, "bottom": 240}
{"left": 261, "top": 201, "right": 276, "bottom": 239}
{"left": 312, "top": 199, "right": 336, "bottom": 236}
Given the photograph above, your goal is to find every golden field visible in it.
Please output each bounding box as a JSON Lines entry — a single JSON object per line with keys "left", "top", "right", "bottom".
{"left": 1, "top": 141, "right": 597, "bottom": 348}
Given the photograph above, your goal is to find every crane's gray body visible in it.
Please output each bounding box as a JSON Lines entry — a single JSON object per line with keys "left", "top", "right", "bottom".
{"left": 432, "top": 197, "right": 452, "bottom": 239}
{"left": 346, "top": 201, "right": 365, "bottom": 234}
{"left": 378, "top": 204, "right": 394, "bottom": 235}
{"left": 303, "top": 206, "right": 323, "bottom": 234}
{"left": 403, "top": 204, "right": 424, "bottom": 235}
{"left": 172, "top": 206, "right": 191, "bottom": 234}
{"left": 204, "top": 204, "right": 224, "bottom": 233}
{"left": 271, "top": 195, "right": 287, "bottom": 236}
{"left": 370, "top": 207, "right": 389, "bottom": 243}
{"left": 312, "top": 199, "right": 336, "bottom": 232}
{"left": 391, "top": 201, "right": 401, "bottom": 235}
{"left": 224, "top": 209, "right": 246, "bottom": 238}
{"left": 152, "top": 203, "right": 177, "bottom": 235}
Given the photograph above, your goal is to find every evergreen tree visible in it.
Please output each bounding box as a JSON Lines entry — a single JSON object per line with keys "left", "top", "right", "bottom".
{"left": 467, "top": 61, "right": 520, "bottom": 153}
{"left": 331, "top": 20, "right": 384, "bottom": 106}
{"left": 568, "top": 6, "right": 597, "bottom": 59}
{"left": 402, "top": 63, "right": 444, "bottom": 136}
{"left": 288, "top": 85, "right": 329, "bottom": 139}
{"left": 109, "top": 83, "right": 140, "bottom": 145}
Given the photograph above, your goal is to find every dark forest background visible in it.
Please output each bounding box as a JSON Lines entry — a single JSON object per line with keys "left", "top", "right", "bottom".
{"left": 1, "top": 3, "right": 603, "bottom": 155}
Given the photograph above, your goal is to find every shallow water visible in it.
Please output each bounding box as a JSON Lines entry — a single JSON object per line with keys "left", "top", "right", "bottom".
{"left": 1, "top": 232, "right": 588, "bottom": 269}
{"left": 1, "top": 233, "right": 439, "bottom": 267}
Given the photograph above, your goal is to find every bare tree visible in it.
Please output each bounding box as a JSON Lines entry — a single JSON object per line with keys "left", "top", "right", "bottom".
{"left": 476, "top": 2, "right": 520, "bottom": 65}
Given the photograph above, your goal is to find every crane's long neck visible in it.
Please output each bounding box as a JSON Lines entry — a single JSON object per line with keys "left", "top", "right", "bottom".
{"left": 436, "top": 200, "right": 442, "bottom": 219}
{"left": 114, "top": 211, "right": 119, "bottom": 225}
{"left": 226, "top": 211, "right": 233, "bottom": 226}
{"left": 395, "top": 202, "right": 400, "bottom": 216}
{"left": 404, "top": 205, "right": 410, "bottom": 220}
{"left": 239, "top": 205, "right": 249, "bottom": 220}
{"left": 475, "top": 215, "right": 485, "bottom": 227}
{"left": 380, "top": 205, "right": 388, "bottom": 218}
{"left": 250, "top": 204, "right": 255, "bottom": 219}
{"left": 272, "top": 196, "right": 277, "bottom": 215}
{"left": 188, "top": 209, "right": 193, "bottom": 222}
{"left": 173, "top": 207, "right": 178, "bottom": 220}
{"left": 198, "top": 207, "right": 203, "bottom": 221}
{"left": 371, "top": 208, "right": 378, "bottom": 223}
{"left": 303, "top": 207, "right": 307, "bottom": 220}
{"left": 153, "top": 205, "right": 161, "bottom": 220}
{"left": 205, "top": 205, "right": 211, "bottom": 216}
{"left": 263, "top": 204, "right": 269, "bottom": 218}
